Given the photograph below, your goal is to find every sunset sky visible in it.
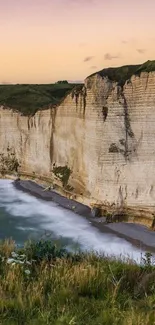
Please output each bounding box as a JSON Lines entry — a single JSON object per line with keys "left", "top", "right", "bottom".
{"left": 1, "top": 0, "right": 155, "bottom": 83}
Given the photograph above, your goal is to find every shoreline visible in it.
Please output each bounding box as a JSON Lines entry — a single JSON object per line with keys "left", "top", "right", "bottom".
{"left": 13, "top": 179, "right": 155, "bottom": 253}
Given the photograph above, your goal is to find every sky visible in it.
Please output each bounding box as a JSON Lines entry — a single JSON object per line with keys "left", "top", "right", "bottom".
{"left": 0, "top": 0, "right": 155, "bottom": 83}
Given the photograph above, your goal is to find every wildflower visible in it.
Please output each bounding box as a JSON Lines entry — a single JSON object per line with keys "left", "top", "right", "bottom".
{"left": 7, "top": 258, "right": 16, "bottom": 264}
{"left": 25, "top": 269, "right": 31, "bottom": 275}
{"left": 26, "top": 261, "right": 31, "bottom": 265}
{"left": 16, "top": 260, "right": 24, "bottom": 265}
{"left": 19, "top": 254, "right": 26, "bottom": 259}
{"left": 11, "top": 252, "right": 18, "bottom": 258}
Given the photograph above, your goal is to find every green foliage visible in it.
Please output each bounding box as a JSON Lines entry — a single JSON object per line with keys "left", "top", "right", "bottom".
{"left": 141, "top": 252, "right": 153, "bottom": 269}
{"left": 0, "top": 240, "right": 155, "bottom": 324}
{"left": 24, "top": 240, "right": 69, "bottom": 263}
{"left": 52, "top": 165, "right": 72, "bottom": 187}
{"left": 135, "top": 60, "right": 155, "bottom": 76}
{"left": 56, "top": 80, "right": 69, "bottom": 84}
{"left": 0, "top": 151, "right": 19, "bottom": 173}
{"left": 0, "top": 83, "right": 83, "bottom": 116}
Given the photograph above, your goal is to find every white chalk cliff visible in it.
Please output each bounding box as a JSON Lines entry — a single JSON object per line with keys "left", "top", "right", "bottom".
{"left": 1, "top": 62, "right": 155, "bottom": 223}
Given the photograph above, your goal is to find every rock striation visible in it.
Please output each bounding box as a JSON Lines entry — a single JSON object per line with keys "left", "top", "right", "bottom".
{"left": 1, "top": 61, "right": 155, "bottom": 225}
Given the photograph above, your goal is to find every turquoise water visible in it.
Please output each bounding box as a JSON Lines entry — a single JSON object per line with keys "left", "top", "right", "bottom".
{"left": 0, "top": 179, "right": 145, "bottom": 262}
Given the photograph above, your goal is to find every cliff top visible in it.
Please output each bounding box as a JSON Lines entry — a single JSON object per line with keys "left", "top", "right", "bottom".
{"left": 1, "top": 61, "right": 155, "bottom": 116}
{"left": 0, "top": 82, "right": 82, "bottom": 116}
{"left": 88, "top": 60, "right": 155, "bottom": 86}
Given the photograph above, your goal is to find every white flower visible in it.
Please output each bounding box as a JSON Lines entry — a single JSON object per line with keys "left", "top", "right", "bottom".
{"left": 11, "top": 252, "right": 18, "bottom": 258}
{"left": 25, "top": 269, "right": 31, "bottom": 275}
{"left": 19, "top": 254, "right": 26, "bottom": 259}
{"left": 7, "top": 258, "right": 16, "bottom": 264}
{"left": 16, "top": 260, "right": 24, "bottom": 264}
{"left": 26, "top": 261, "right": 31, "bottom": 265}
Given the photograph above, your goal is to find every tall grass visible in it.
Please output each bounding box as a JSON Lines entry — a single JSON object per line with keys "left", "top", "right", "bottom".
{"left": 0, "top": 239, "right": 155, "bottom": 324}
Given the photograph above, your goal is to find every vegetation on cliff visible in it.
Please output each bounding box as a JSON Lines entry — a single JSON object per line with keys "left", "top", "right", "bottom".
{"left": 52, "top": 165, "right": 72, "bottom": 188}
{"left": 88, "top": 60, "right": 155, "bottom": 86}
{"left": 135, "top": 60, "right": 155, "bottom": 75}
{"left": 0, "top": 239, "right": 155, "bottom": 324}
{"left": 0, "top": 83, "right": 83, "bottom": 116}
{"left": 0, "top": 146, "right": 19, "bottom": 175}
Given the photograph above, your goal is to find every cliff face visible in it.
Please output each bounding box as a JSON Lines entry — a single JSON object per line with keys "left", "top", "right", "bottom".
{"left": 1, "top": 65, "right": 155, "bottom": 219}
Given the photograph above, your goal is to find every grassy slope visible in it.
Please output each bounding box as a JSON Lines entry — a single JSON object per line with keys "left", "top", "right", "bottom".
{"left": 0, "top": 83, "right": 82, "bottom": 116}
{"left": 0, "top": 239, "right": 155, "bottom": 325}
{"left": 88, "top": 60, "right": 155, "bottom": 86}
{"left": 0, "top": 60, "right": 155, "bottom": 116}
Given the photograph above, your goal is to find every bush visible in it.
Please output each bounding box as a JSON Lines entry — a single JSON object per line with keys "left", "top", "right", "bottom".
{"left": 24, "top": 240, "right": 69, "bottom": 263}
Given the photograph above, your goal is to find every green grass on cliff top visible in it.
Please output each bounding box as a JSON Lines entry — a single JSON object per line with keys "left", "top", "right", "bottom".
{"left": 1, "top": 60, "right": 155, "bottom": 116}
{"left": 0, "top": 83, "right": 82, "bottom": 116}
{"left": 88, "top": 60, "right": 155, "bottom": 86}
{"left": 0, "top": 239, "right": 155, "bottom": 325}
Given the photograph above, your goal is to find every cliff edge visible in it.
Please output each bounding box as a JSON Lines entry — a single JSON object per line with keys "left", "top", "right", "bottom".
{"left": 1, "top": 60, "right": 155, "bottom": 226}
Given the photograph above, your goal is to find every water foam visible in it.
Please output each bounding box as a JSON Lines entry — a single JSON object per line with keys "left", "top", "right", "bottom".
{"left": 0, "top": 179, "right": 144, "bottom": 262}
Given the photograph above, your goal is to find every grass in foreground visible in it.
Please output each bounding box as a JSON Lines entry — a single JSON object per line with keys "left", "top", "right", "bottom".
{"left": 0, "top": 239, "right": 155, "bottom": 324}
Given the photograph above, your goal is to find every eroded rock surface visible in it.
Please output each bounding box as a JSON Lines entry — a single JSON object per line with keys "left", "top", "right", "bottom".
{"left": 1, "top": 62, "right": 155, "bottom": 224}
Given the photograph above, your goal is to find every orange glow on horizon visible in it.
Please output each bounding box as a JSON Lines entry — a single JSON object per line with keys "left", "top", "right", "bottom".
{"left": 1, "top": 0, "right": 155, "bottom": 83}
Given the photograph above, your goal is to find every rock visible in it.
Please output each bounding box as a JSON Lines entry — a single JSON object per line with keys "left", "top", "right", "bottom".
{"left": 91, "top": 207, "right": 101, "bottom": 218}
{"left": 106, "top": 212, "right": 126, "bottom": 223}
{"left": 1, "top": 62, "right": 155, "bottom": 225}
